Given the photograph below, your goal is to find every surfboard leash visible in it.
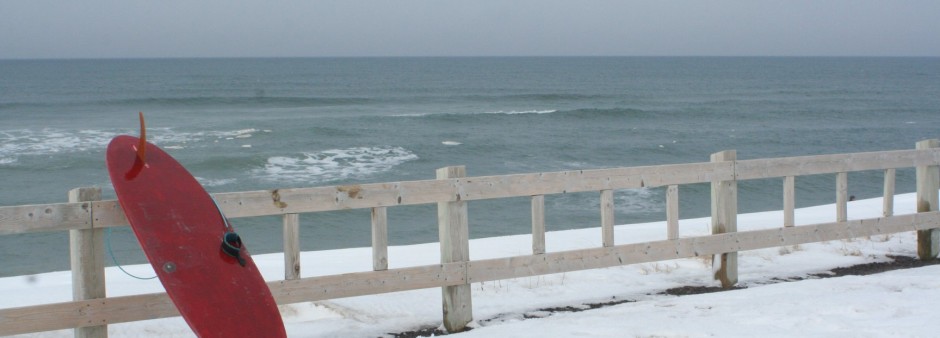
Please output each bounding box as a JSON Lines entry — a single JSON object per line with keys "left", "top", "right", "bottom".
{"left": 221, "top": 232, "right": 247, "bottom": 267}
{"left": 211, "top": 197, "right": 247, "bottom": 267}
{"left": 105, "top": 227, "right": 159, "bottom": 280}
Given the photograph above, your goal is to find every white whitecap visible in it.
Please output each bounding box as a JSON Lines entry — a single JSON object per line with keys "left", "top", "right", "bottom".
{"left": 483, "top": 110, "right": 557, "bottom": 115}
{"left": 214, "top": 129, "right": 258, "bottom": 140}
{"left": 257, "top": 146, "right": 419, "bottom": 183}
{"left": 0, "top": 128, "right": 118, "bottom": 161}
{"left": 442, "top": 141, "right": 462, "bottom": 146}
{"left": 148, "top": 128, "right": 206, "bottom": 145}
{"left": 615, "top": 187, "right": 665, "bottom": 214}
{"left": 391, "top": 113, "right": 429, "bottom": 117}
{"left": 195, "top": 177, "right": 237, "bottom": 187}
{"left": 242, "top": 144, "right": 252, "bottom": 148}
{"left": 0, "top": 127, "right": 270, "bottom": 163}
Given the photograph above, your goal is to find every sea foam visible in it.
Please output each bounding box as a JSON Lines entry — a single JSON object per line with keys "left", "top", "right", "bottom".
{"left": 257, "top": 146, "right": 418, "bottom": 183}
{"left": 0, "top": 127, "right": 270, "bottom": 164}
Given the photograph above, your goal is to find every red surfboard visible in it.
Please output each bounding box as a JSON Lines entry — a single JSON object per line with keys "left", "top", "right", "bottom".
{"left": 106, "top": 114, "right": 286, "bottom": 337}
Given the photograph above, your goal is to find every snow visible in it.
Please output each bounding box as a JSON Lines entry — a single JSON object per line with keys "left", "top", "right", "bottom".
{"left": 3, "top": 192, "right": 939, "bottom": 337}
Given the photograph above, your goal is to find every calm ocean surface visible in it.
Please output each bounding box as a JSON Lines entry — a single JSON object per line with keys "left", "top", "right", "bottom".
{"left": 1, "top": 57, "right": 939, "bottom": 277}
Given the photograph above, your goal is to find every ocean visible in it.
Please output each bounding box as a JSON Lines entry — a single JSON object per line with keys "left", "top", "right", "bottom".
{"left": 1, "top": 57, "right": 938, "bottom": 277}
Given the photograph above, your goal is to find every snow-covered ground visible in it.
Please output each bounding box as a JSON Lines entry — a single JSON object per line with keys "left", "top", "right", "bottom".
{"left": 3, "top": 192, "right": 938, "bottom": 337}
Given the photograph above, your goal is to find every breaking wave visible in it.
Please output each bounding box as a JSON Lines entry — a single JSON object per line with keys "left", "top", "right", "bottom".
{"left": 257, "top": 146, "right": 419, "bottom": 183}
{"left": 0, "top": 127, "right": 270, "bottom": 165}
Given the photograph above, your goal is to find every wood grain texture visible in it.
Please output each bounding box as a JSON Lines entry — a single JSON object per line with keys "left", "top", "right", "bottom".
{"left": 283, "top": 213, "right": 300, "bottom": 280}
{"left": 68, "top": 187, "right": 106, "bottom": 338}
{"left": 783, "top": 176, "right": 795, "bottom": 227}
{"left": 436, "top": 166, "right": 472, "bottom": 333}
{"left": 710, "top": 150, "right": 737, "bottom": 288}
{"left": 372, "top": 207, "right": 389, "bottom": 271}
{"left": 837, "top": 172, "right": 848, "bottom": 222}
{"left": 916, "top": 140, "right": 940, "bottom": 259}
{"left": 667, "top": 185, "right": 679, "bottom": 239}
{"left": 600, "top": 190, "right": 614, "bottom": 247}
{"left": 883, "top": 168, "right": 895, "bottom": 217}
{"left": 531, "top": 195, "right": 546, "bottom": 254}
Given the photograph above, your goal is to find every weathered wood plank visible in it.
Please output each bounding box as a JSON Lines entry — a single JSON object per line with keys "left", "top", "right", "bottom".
{"left": 916, "top": 139, "right": 940, "bottom": 259}
{"left": 0, "top": 202, "right": 91, "bottom": 235}
{"left": 666, "top": 185, "right": 679, "bottom": 239}
{"left": 68, "top": 187, "right": 107, "bottom": 338}
{"left": 735, "top": 148, "right": 940, "bottom": 180}
{"left": 283, "top": 213, "right": 300, "bottom": 280}
{"left": 436, "top": 166, "right": 472, "bottom": 333}
{"left": 272, "top": 263, "right": 466, "bottom": 304}
{"left": 0, "top": 263, "right": 467, "bottom": 336}
{"left": 92, "top": 162, "right": 732, "bottom": 222}
{"left": 9, "top": 147, "right": 940, "bottom": 236}
{"left": 467, "top": 212, "right": 940, "bottom": 283}
{"left": 89, "top": 200, "right": 126, "bottom": 228}
{"left": 115, "top": 148, "right": 939, "bottom": 220}
{"left": 531, "top": 195, "right": 545, "bottom": 254}
{"left": 711, "top": 150, "right": 737, "bottom": 288}
{"left": 0, "top": 293, "right": 177, "bottom": 336}
{"left": 783, "top": 176, "right": 795, "bottom": 227}
{"left": 600, "top": 190, "right": 614, "bottom": 247}
{"left": 884, "top": 168, "right": 895, "bottom": 217}
{"left": 371, "top": 207, "right": 389, "bottom": 271}
{"left": 837, "top": 172, "right": 848, "bottom": 222}
{"left": 457, "top": 162, "right": 734, "bottom": 199}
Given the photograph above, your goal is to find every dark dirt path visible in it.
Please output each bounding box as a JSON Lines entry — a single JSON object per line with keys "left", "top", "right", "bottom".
{"left": 389, "top": 255, "right": 940, "bottom": 338}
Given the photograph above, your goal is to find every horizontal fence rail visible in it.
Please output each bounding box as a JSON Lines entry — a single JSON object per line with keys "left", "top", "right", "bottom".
{"left": 3, "top": 148, "right": 940, "bottom": 234}
{"left": 1, "top": 141, "right": 939, "bottom": 337}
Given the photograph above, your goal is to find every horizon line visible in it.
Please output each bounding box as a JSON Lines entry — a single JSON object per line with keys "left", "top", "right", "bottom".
{"left": 3, "top": 54, "right": 940, "bottom": 61}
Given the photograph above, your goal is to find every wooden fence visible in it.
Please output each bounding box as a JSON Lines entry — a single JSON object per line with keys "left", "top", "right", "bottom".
{"left": 1, "top": 140, "right": 939, "bottom": 336}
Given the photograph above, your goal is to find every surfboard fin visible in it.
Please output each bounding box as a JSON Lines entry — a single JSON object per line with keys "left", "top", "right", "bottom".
{"left": 136, "top": 112, "right": 147, "bottom": 162}
{"left": 124, "top": 112, "right": 148, "bottom": 180}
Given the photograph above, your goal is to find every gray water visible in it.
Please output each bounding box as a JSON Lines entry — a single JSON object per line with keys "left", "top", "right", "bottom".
{"left": 1, "top": 57, "right": 938, "bottom": 277}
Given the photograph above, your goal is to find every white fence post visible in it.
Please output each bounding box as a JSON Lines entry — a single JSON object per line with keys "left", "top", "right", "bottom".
{"left": 69, "top": 187, "right": 107, "bottom": 338}
{"left": 600, "top": 190, "right": 614, "bottom": 247}
{"left": 283, "top": 213, "right": 300, "bottom": 280}
{"left": 710, "top": 150, "right": 737, "bottom": 288}
{"left": 916, "top": 139, "right": 939, "bottom": 259}
{"left": 836, "top": 172, "right": 848, "bottom": 222}
{"left": 666, "top": 185, "right": 679, "bottom": 240}
{"left": 436, "top": 166, "right": 472, "bottom": 332}
{"left": 531, "top": 195, "right": 546, "bottom": 254}
{"left": 372, "top": 207, "right": 389, "bottom": 271}
{"left": 783, "top": 176, "right": 795, "bottom": 227}
{"left": 883, "top": 168, "right": 895, "bottom": 217}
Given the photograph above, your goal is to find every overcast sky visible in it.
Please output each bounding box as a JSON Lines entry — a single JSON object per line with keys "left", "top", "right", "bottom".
{"left": 1, "top": 0, "right": 938, "bottom": 59}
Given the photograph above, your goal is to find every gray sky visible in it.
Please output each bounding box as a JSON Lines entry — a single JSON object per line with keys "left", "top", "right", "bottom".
{"left": 2, "top": 0, "right": 938, "bottom": 59}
